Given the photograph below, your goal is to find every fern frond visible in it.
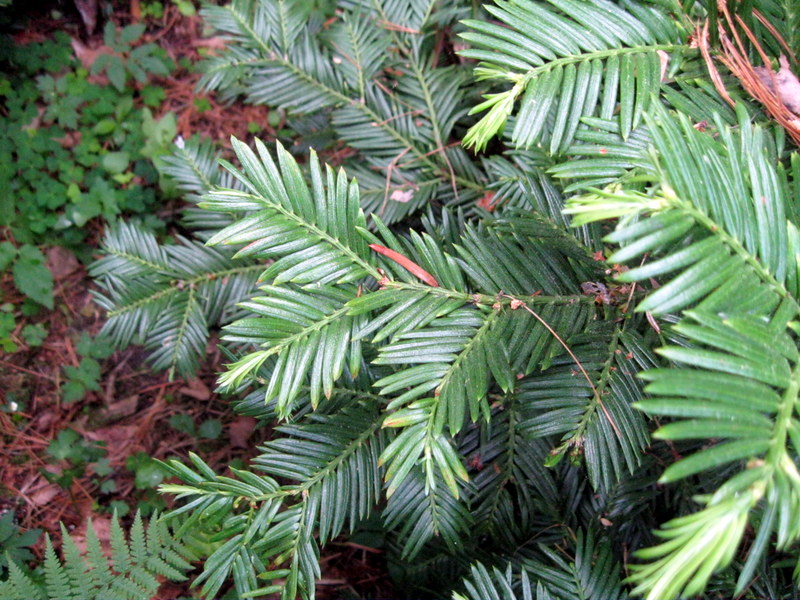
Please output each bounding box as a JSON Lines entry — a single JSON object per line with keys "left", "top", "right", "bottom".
{"left": 518, "top": 529, "right": 626, "bottom": 600}
{"left": 359, "top": 0, "right": 441, "bottom": 32}
{"left": 460, "top": 407, "right": 560, "bottom": 547}
{"left": 160, "top": 136, "right": 225, "bottom": 204}
{"left": 43, "top": 536, "right": 73, "bottom": 600}
{"left": 88, "top": 0, "right": 800, "bottom": 598}
{"left": 547, "top": 119, "right": 653, "bottom": 193}
{"left": 626, "top": 306, "right": 800, "bottom": 599}
{"left": 159, "top": 454, "right": 283, "bottom": 599}
{"left": 455, "top": 529, "right": 625, "bottom": 600}
{"left": 322, "top": 12, "right": 390, "bottom": 100}
{"left": 177, "top": 138, "right": 611, "bottom": 578}
{"left": 220, "top": 284, "right": 364, "bottom": 415}
{"left": 196, "top": 0, "right": 287, "bottom": 100}
{"left": 158, "top": 136, "right": 243, "bottom": 234}
{"left": 58, "top": 530, "right": 94, "bottom": 600}
{"left": 0, "top": 557, "right": 44, "bottom": 600}
{"left": 159, "top": 453, "right": 320, "bottom": 600}
{"left": 204, "top": 138, "right": 377, "bottom": 284}
{"left": 566, "top": 103, "right": 798, "bottom": 313}
{"left": 0, "top": 513, "right": 193, "bottom": 600}
{"left": 453, "top": 563, "right": 535, "bottom": 600}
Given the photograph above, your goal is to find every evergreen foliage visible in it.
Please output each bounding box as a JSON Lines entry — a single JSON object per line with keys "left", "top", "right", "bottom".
{"left": 194, "top": 0, "right": 488, "bottom": 223}
{"left": 90, "top": 0, "right": 800, "bottom": 598}
{"left": 0, "top": 512, "right": 195, "bottom": 600}
{"left": 90, "top": 220, "right": 262, "bottom": 379}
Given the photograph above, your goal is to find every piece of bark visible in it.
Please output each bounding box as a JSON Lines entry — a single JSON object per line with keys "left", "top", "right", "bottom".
{"left": 96, "top": 395, "right": 139, "bottom": 424}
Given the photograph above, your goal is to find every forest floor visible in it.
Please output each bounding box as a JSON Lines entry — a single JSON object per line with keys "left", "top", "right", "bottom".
{"left": 0, "top": 2, "right": 393, "bottom": 598}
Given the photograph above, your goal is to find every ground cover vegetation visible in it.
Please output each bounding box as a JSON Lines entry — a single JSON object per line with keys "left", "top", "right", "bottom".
{"left": 0, "top": 2, "right": 291, "bottom": 598}
{"left": 4, "top": 0, "right": 800, "bottom": 598}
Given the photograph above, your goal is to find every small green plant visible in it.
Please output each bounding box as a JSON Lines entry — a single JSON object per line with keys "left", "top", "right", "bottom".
{"left": 140, "top": 1, "right": 165, "bottom": 19}
{"left": 0, "top": 241, "right": 54, "bottom": 352}
{"left": 123, "top": 452, "right": 169, "bottom": 516}
{"left": 172, "top": 0, "right": 197, "bottom": 17}
{"left": 140, "top": 0, "right": 197, "bottom": 19}
{"left": 45, "top": 428, "right": 108, "bottom": 489}
{"left": 0, "top": 242, "right": 54, "bottom": 309}
{"left": 126, "top": 452, "right": 168, "bottom": 491}
{"left": 168, "top": 413, "right": 222, "bottom": 439}
{"left": 91, "top": 22, "right": 171, "bottom": 92}
{"left": 61, "top": 359, "right": 102, "bottom": 403}
{"left": 61, "top": 333, "right": 115, "bottom": 402}
{"left": 21, "top": 323, "right": 47, "bottom": 347}
{"left": 0, "top": 304, "right": 16, "bottom": 352}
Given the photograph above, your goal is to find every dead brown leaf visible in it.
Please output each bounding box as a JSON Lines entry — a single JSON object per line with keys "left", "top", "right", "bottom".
{"left": 97, "top": 395, "right": 140, "bottom": 423}
{"left": 754, "top": 57, "right": 800, "bottom": 114}
{"left": 70, "top": 37, "right": 114, "bottom": 71}
{"left": 774, "top": 55, "right": 800, "bottom": 114}
{"left": 23, "top": 106, "right": 46, "bottom": 132}
{"left": 47, "top": 247, "right": 81, "bottom": 281}
{"left": 83, "top": 425, "right": 139, "bottom": 453}
{"left": 30, "top": 483, "right": 61, "bottom": 507}
{"left": 229, "top": 417, "right": 257, "bottom": 449}
{"left": 54, "top": 130, "right": 83, "bottom": 150}
{"left": 179, "top": 377, "right": 211, "bottom": 401}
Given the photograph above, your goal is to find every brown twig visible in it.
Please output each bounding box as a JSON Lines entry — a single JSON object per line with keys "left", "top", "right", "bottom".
{"left": 0, "top": 360, "right": 56, "bottom": 381}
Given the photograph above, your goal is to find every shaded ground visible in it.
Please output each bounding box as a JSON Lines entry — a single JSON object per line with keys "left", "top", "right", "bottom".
{"left": 0, "top": 3, "right": 395, "bottom": 598}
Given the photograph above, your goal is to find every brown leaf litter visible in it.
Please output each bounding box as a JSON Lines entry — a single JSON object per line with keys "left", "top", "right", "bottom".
{"left": 699, "top": 0, "right": 800, "bottom": 144}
